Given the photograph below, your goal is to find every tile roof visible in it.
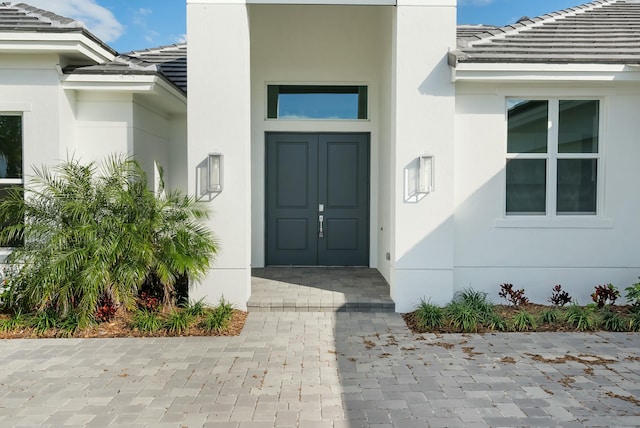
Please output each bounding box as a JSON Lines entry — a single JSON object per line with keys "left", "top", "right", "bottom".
{"left": 67, "top": 44, "right": 188, "bottom": 95}
{"left": 456, "top": 24, "right": 499, "bottom": 39}
{"left": 0, "top": 1, "right": 77, "bottom": 29}
{"left": 122, "top": 44, "right": 187, "bottom": 94}
{"left": 0, "top": 2, "right": 186, "bottom": 94}
{"left": 0, "top": 2, "right": 115, "bottom": 55}
{"left": 454, "top": 0, "right": 640, "bottom": 65}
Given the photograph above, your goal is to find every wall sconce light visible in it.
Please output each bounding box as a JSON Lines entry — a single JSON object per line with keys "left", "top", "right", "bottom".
{"left": 207, "top": 153, "right": 223, "bottom": 193}
{"left": 417, "top": 154, "right": 433, "bottom": 194}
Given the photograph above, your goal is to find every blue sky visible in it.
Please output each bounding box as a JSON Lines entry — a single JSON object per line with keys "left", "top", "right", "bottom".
{"left": 25, "top": 0, "right": 589, "bottom": 53}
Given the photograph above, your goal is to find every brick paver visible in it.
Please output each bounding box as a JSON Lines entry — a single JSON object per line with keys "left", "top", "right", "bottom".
{"left": 1, "top": 312, "right": 639, "bottom": 427}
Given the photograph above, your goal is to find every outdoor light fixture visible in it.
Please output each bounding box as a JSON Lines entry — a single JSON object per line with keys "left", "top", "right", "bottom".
{"left": 417, "top": 154, "right": 433, "bottom": 194}
{"left": 207, "top": 153, "right": 223, "bottom": 193}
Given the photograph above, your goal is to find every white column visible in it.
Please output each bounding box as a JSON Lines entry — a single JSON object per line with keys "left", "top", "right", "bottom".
{"left": 187, "top": 0, "right": 251, "bottom": 309}
{"left": 390, "top": 0, "right": 456, "bottom": 312}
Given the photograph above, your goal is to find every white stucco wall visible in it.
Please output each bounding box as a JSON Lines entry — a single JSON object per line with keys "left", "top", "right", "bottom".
{"left": 0, "top": 55, "right": 65, "bottom": 175}
{"left": 454, "top": 81, "right": 640, "bottom": 305}
{"left": 187, "top": 1, "right": 252, "bottom": 309}
{"left": 389, "top": 2, "right": 457, "bottom": 311}
{"left": 168, "top": 114, "right": 188, "bottom": 192}
{"left": 74, "top": 91, "right": 133, "bottom": 161}
{"left": 377, "top": 7, "right": 394, "bottom": 283}
{"left": 132, "top": 99, "right": 171, "bottom": 192}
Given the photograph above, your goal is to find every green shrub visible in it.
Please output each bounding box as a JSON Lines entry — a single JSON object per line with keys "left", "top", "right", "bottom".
{"left": 443, "top": 289, "right": 496, "bottom": 332}
{"left": 487, "top": 313, "right": 509, "bottom": 331}
{"left": 601, "top": 310, "right": 626, "bottom": 332}
{"left": 456, "top": 289, "right": 493, "bottom": 313}
{"left": 30, "top": 309, "right": 59, "bottom": 334}
{"left": 201, "top": 299, "right": 234, "bottom": 333}
{"left": 413, "top": 299, "right": 444, "bottom": 330}
{"left": 131, "top": 310, "right": 162, "bottom": 333}
{"left": 539, "top": 308, "right": 560, "bottom": 325}
{"left": 512, "top": 310, "right": 536, "bottom": 332}
{"left": 164, "top": 309, "right": 194, "bottom": 335}
{"left": 625, "top": 280, "right": 640, "bottom": 306}
{"left": 566, "top": 304, "right": 597, "bottom": 331}
{"left": 628, "top": 309, "right": 640, "bottom": 332}
{"left": 182, "top": 298, "right": 208, "bottom": 318}
{"left": 446, "top": 301, "right": 479, "bottom": 333}
{"left": 454, "top": 288, "right": 494, "bottom": 324}
{"left": 0, "top": 310, "right": 30, "bottom": 332}
{"left": 0, "top": 156, "right": 218, "bottom": 326}
{"left": 58, "top": 311, "right": 83, "bottom": 337}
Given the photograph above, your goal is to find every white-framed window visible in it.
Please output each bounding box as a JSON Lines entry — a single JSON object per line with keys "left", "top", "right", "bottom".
{"left": 0, "top": 114, "right": 23, "bottom": 247}
{"left": 506, "top": 99, "right": 600, "bottom": 216}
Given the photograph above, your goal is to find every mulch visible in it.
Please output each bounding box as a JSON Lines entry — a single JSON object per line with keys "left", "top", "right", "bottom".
{"left": 0, "top": 309, "right": 248, "bottom": 339}
{"left": 403, "top": 304, "right": 636, "bottom": 334}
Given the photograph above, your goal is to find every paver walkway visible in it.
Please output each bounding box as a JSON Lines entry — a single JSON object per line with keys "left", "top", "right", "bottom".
{"left": 0, "top": 312, "right": 639, "bottom": 427}
{"left": 249, "top": 268, "right": 395, "bottom": 312}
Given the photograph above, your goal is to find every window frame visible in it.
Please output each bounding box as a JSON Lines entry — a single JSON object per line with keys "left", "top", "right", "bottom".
{"left": 504, "top": 97, "right": 603, "bottom": 218}
{"left": 265, "top": 84, "right": 369, "bottom": 121}
{"left": 0, "top": 112, "right": 24, "bottom": 248}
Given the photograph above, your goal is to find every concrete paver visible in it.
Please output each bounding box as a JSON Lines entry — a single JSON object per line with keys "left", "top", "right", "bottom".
{"left": 0, "top": 312, "right": 639, "bottom": 427}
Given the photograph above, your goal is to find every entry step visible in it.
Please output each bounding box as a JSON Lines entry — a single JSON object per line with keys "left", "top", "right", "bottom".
{"left": 249, "top": 267, "right": 396, "bottom": 313}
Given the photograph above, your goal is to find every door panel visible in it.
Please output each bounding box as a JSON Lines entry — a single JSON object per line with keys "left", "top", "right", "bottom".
{"left": 266, "top": 134, "right": 318, "bottom": 265}
{"left": 266, "top": 132, "right": 369, "bottom": 266}
{"left": 318, "top": 134, "right": 369, "bottom": 266}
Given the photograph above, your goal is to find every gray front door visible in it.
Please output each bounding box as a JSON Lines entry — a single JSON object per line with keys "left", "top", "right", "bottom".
{"left": 266, "top": 133, "right": 369, "bottom": 266}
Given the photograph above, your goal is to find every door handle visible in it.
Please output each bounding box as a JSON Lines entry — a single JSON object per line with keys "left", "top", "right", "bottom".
{"left": 318, "top": 215, "right": 324, "bottom": 238}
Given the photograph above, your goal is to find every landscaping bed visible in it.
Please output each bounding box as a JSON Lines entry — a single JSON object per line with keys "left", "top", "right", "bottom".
{"left": 0, "top": 302, "right": 247, "bottom": 339}
{"left": 404, "top": 303, "right": 638, "bottom": 334}
{"left": 403, "top": 284, "right": 640, "bottom": 334}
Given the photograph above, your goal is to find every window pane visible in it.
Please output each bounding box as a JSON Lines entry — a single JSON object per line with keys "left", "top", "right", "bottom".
{"left": 507, "top": 100, "right": 548, "bottom": 154}
{"left": 267, "top": 85, "right": 367, "bottom": 120}
{"left": 506, "top": 159, "right": 546, "bottom": 215}
{"left": 557, "top": 159, "right": 597, "bottom": 214}
{"left": 0, "top": 116, "right": 22, "bottom": 178}
{"left": 558, "top": 100, "right": 599, "bottom": 153}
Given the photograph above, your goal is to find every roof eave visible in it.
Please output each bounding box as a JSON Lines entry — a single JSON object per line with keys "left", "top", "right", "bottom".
{"left": 453, "top": 62, "right": 640, "bottom": 83}
{"left": 0, "top": 30, "right": 116, "bottom": 63}
{"left": 61, "top": 72, "right": 187, "bottom": 111}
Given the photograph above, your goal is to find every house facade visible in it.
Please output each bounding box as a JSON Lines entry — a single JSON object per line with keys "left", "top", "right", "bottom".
{"left": 1, "top": 0, "right": 639, "bottom": 312}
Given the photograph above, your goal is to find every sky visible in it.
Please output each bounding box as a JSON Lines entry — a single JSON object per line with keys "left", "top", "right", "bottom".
{"left": 24, "top": 0, "right": 590, "bottom": 53}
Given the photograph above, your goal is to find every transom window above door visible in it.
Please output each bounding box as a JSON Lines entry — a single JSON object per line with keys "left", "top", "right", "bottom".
{"left": 267, "top": 85, "right": 368, "bottom": 120}
{"left": 505, "top": 99, "right": 600, "bottom": 216}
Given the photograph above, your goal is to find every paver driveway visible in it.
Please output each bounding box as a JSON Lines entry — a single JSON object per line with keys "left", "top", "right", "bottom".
{"left": 0, "top": 312, "right": 639, "bottom": 427}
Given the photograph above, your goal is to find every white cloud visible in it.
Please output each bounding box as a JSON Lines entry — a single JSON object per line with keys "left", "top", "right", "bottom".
{"left": 22, "top": 0, "right": 124, "bottom": 43}
{"left": 144, "top": 30, "right": 160, "bottom": 43}
{"left": 175, "top": 34, "right": 187, "bottom": 44}
{"left": 139, "top": 8, "right": 152, "bottom": 15}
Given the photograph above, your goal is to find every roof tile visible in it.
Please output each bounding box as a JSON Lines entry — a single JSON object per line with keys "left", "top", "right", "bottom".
{"left": 456, "top": 0, "right": 640, "bottom": 65}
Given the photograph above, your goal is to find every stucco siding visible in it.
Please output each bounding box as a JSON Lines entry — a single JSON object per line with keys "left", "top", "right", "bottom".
{"left": 75, "top": 91, "right": 133, "bottom": 162}
{"left": 0, "top": 55, "right": 63, "bottom": 175}
{"left": 454, "top": 81, "right": 640, "bottom": 304}
{"left": 132, "top": 99, "right": 171, "bottom": 192}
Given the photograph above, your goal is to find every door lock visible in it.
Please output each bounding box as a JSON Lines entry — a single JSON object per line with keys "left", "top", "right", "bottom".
{"left": 318, "top": 215, "right": 324, "bottom": 238}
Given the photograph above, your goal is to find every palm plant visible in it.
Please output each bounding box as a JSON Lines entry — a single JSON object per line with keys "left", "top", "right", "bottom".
{"left": 0, "top": 155, "right": 218, "bottom": 326}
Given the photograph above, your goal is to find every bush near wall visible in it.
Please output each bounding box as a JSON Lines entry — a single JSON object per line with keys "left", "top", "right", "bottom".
{"left": 405, "top": 285, "right": 640, "bottom": 333}
{"left": 0, "top": 155, "right": 219, "bottom": 329}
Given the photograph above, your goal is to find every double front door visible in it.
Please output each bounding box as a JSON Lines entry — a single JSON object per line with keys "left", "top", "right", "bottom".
{"left": 266, "top": 133, "right": 369, "bottom": 266}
